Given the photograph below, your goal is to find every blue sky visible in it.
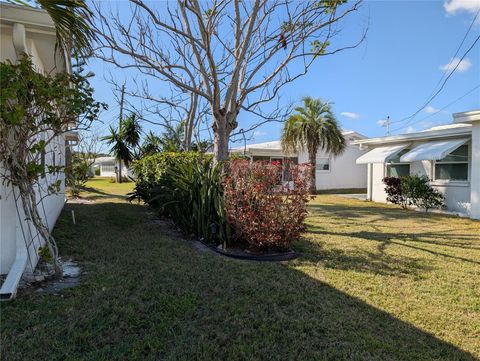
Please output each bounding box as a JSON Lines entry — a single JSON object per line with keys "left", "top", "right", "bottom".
{"left": 88, "top": 0, "right": 480, "bottom": 147}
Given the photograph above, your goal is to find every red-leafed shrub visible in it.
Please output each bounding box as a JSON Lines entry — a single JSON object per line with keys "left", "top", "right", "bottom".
{"left": 223, "top": 160, "right": 313, "bottom": 251}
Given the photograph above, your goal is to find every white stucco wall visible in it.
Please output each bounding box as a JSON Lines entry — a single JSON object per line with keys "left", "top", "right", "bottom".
{"left": 0, "top": 137, "right": 66, "bottom": 274}
{"left": 298, "top": 144, "right": 368, "bottom": 190}
{"left": 369, "top": 140, "right": 472, "bottom": 215}
{"left": 0, "top": 5, "right": 68, "bottom": 276}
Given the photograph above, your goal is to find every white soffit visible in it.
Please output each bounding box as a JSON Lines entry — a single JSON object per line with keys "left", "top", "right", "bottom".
{"left": 400, "top": 138, "right": 469, "bottom": 162}
{"left": 356, "top": 144, "right": 409, "bottom": 164}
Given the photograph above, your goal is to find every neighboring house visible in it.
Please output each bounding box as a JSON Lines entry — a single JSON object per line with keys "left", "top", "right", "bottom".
{"left": 92, "top": 156, "right": 131, "bottom": 178}
{"left": 231, "top": 131, "right": 368, "bottom": 191}
{"left": 0, "top": 4, "right": 75, "bottom": 299}
{"left": 354, "top": 110, "right": 480, "bottom": 220}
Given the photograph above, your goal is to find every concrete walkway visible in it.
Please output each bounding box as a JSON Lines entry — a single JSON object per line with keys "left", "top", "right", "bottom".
{"left": 334, "top": 193, "right": 368, "bottom": 201}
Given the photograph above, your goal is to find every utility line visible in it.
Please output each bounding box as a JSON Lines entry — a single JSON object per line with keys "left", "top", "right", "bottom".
{"left": 391, "top": 83, "right": 480, "bottom": 133}
{"left": 420, "top": 8, "right": 480, "bottom": 107}
{"left": 391, "top": 9, "right": 480, "bottom": 126}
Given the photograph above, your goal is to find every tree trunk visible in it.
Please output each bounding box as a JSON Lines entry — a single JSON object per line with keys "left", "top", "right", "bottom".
{"left": 18, "top": 182, "right": 61, "bottom": 274}
{"left": 184, "top": 93, "right": 198, "bottom": 152}
{"left": 212, "top": 106, "right": 239, "bottom": 163}
{"left": 309, "top": 152, "right": 316, "bottom": 194}
{"left": 118, "top": 159, "right": 122, "bottom": 183}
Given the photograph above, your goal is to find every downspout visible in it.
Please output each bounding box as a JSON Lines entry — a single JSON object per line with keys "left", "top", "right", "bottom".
{"left": 367, "top": 163, "right": 373, "bottom": 201}
{"left": 0, "top": 23, "right": 30, "bottom": 301}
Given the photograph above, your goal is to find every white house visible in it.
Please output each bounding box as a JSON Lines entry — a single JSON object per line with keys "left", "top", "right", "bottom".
{"left": 92, "top": 156, "right": 132, "bottom": 178}
{"left": 231, "top": 131, "right": 368, "bottom": 191}
{"left": 0, "top": 3, "right": 73, "bottom": 299}
{"left": 354, "top": 110, "right": 480, "bottom": 220}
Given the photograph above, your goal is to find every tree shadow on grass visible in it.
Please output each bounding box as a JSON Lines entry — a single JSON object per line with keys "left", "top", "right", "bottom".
{"left": 1, "top": 201, "right": 477, "bottom": 360}
{"left": 308, "top": 203, "right": 461, "bottom": 224}
{"left": 79, "top": 186, "right": 129, "bottom": 201}
{"left": 307, "top": 228, "right": 480, "bottom": 267}
{"left": 295, "top": 239, "right": 434, "bottom": 277}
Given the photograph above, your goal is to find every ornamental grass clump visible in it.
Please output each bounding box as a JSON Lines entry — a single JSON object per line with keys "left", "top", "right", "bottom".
{"left": 223, "top": 160, "right": 312, "bottom": 251}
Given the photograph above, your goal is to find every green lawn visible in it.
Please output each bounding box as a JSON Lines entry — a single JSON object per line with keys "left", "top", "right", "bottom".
{"left": 1, "top": 178, "right": 479, "bottom": 360}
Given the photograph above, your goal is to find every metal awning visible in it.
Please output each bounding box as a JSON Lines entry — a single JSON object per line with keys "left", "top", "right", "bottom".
{"left": 356, "top": 144, "right": 409, "bottom": 164}
{"left": 400, "top": 138, "right": 469, "bottom": 162}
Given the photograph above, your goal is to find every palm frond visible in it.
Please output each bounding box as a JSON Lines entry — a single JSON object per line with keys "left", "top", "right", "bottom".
{"left": 12, "top": 0, "right": 96, "bottom": 57}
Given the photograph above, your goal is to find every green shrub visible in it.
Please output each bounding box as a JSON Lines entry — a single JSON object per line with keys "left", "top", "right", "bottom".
{"left": 402, "top": 175, "right": 445, "bottom": 212}
{"left": 130, "top": 153, "right": 226, "bottom": 243}
{"left": 382, "top": 175, "right": 445, "bottom": 212}
{"left": 129, "top": 152, "right": 211, "bottom": 206}
{"left": 151, "top": 158, "right": 228, "bottom": 243}
{"left": 66, "top": 156, "right": 90, "bottom": 197}
{"left": 94, "top": 167, "right": 101, "bottom": 176}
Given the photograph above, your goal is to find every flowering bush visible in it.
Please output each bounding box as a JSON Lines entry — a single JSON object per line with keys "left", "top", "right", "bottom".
{"left": 223, "top": 160, "right": 312, "bottom": 251}
{"left": 382, "top": 176, "right": 409, "bottom": 209}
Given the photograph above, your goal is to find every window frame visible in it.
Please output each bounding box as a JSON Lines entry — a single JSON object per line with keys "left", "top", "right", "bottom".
{"left": 433, "top": 144, "right": 469, "bottom": 182}
{"left": 385, "top": 149, "right": 410, "bottom": 178}
{"left": 316, "top": 157, "right": 331, "bottom": 173}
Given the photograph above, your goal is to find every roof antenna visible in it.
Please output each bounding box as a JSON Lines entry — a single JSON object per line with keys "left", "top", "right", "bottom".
{"left": 379, "top": 116, "right": 391, "bottom": 136}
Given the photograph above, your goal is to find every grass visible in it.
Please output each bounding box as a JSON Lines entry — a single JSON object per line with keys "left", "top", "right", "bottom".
{"left": 1, "top": 178, "right": 479, "bottom": 360}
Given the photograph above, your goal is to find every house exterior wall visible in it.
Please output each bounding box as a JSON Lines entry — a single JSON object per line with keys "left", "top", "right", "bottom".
{"left": 471, "top": 123, "right": 480, "bottom": 219}
{"left": 298, "top": 144, "right": 368, "bottom": 190}
{"left": 0, "top": 5, "right": 68, "bottom": 276}
{"left": 93, "top": 158, "right": 131, "bottom": 178}
{"left": 368, "top": 139, "right": 472, "bottom": 215}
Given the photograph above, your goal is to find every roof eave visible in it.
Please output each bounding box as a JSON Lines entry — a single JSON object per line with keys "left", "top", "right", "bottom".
{"left": 453, "top": 110, "right": 480, "bottom": 124}
{"left": 352, "top": 126, "right": 472, "bottom": 147}
{"left": 0, "top": 3, "right": 56, "bottom": 33}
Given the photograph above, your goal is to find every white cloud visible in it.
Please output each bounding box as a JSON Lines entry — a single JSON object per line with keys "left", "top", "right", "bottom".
{"left": 340, "top": 111, "right": 360, "bottom": 119}
{"left": 424, "top": 105, "right": 439, "bottom": 113}
{"left": 420, "top": 120, "right": 435, "bottom": 129}
{"left": 439, "top": 57, "right": 472, "bottom": 73}
{"left": 377, "top": 119, "right": 388, "bottom": 127}
{"left": 444, "top": 0, "right": 480, "bottom": 15}
{"left": 253, "top": 130, "right": 267, "bottom": 137}
{"left": 405, "top": 126, "right": 416, "bottom": 134}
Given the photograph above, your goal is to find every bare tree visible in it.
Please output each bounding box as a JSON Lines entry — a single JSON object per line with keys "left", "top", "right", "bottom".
{"left": 104, "top": 71, "right": 205, "bottom": 151}
{"left": 94, "top": 0, "right": 365, "bottom": 161}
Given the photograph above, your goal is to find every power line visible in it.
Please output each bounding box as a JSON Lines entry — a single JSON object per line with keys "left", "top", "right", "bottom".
{"left": 391, "top": 83, "right": 480, "bottom": 133}
{"left": 391, "top": 9, "right": 480, "bottom": 126}
{"left": 421, "top": 8, "right": 480, "bottom": 106}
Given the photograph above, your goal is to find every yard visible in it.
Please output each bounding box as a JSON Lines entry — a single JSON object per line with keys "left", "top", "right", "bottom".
{"left": 1, "top": 178, "right": 479, "bottom": 360}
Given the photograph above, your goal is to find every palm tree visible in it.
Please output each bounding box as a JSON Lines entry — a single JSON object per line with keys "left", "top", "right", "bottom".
{"left": 140, "top": 131, "right": 162, "bottom": 156}
{"left": 122, "top": 114, "right": 143, "bottom": 158}
{"left": 12, "top": 0, "right": 95, "bottom": 58}
{"left": 159, "top": 121, "right": 185, "bottom": 152}
{"left": 101, "top": 125, "right": 132, "bottom": 183}
{"left": 281, "top": 97, "right": 346, "bottom": 194}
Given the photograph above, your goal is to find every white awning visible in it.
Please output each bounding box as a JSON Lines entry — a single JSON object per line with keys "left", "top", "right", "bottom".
{"left": 356, "top": 144, "right": 409, "bottom": 164}
{"left": 400, "top": 138, "right": 469, "bottom": 162}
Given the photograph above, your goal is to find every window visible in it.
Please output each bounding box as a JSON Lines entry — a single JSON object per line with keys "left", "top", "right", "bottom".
{"left": 283, "top": 157, "right": 298, "bottom": 182}
{"left": 386, "top": 149, "right": 410, "bottom": 177}
{"left": 102, "top": 163, "right": 116, "bottom": 173}
{"left": 316, "top": 157, "right": 330, "bottom": 172}
{"left": 434, "top": 145, "right": 469, "bottom": 181}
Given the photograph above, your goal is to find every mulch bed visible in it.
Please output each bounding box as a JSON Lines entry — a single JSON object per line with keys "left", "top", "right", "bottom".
{"left": 198, "top": 240, "right": 300, "bottom": 262}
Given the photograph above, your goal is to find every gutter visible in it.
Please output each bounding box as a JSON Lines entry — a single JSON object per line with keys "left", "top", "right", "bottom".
{"left": 352, "top": 126, "right": 472, "bottom": 147}
{"left": 0, "top": 23, "right": 30, "bottom": 301}
{"left": 0, "top": 232, "right": 28, "bottom": 300}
